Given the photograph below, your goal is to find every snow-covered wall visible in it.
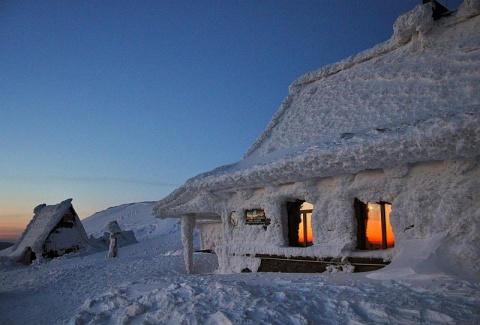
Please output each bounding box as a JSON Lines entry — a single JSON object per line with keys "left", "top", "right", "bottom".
{"left": 196, "top": 222, "right": 223, "bottom": 250}
{"left": 211, "top": 158, "right": 479, "bottom": 276}
{"left": 44, "top": 226, "right": 88, "bottom": 255}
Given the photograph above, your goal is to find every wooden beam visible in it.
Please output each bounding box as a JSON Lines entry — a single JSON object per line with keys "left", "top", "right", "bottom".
{"left": 181, "top": 215, "right": 196, "bottom": 274}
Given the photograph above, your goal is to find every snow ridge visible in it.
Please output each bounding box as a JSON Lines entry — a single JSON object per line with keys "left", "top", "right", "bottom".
{"left": 83, "top": 201, "right": 179, "bottom": 242}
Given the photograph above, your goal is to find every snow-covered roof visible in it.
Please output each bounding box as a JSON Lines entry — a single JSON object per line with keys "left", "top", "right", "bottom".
{"left": 10, "top": 199, "right": 82, "bottom": 256}
{"left": 154, "top": 2, "right": 480, "bottom": 218}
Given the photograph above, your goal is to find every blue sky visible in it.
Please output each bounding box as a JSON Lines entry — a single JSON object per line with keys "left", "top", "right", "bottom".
{"left": 0, "top": 0, "right": 462, "bottom": 241}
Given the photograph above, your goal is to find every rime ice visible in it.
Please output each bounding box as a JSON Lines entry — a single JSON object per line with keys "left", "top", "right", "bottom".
{"left": 154, "top": 2, "right": 480, "bottom": 278}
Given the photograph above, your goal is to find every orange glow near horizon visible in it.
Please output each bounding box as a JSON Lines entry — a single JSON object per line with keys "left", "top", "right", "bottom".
{"left": 366, "top": 203, "right": 395, "bottom": 248}
{"left": 0, "top": 208, "right": 31, "bottom": 242}
{"left": 0, "top": 219, "right": 27, "bottom": 242}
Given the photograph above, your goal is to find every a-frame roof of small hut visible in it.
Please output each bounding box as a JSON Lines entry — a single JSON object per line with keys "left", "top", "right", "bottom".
{"left": 10, "top": 198, "right": 87, "bottom": 257}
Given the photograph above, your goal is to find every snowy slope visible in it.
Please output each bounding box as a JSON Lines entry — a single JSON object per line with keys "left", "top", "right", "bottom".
{"left": 82, "top": 201, "right": 179, "bottom": 242}
{"left": 1, "top": 201, "right": 479, "bottom": 324}
{"left": 0, "top": 202, "right": 200, "bottom": 324}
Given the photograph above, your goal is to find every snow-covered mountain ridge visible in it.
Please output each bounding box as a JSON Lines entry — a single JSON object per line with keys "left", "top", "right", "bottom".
{"left": 82, "top": 201, "right": 179, "bottom": 242}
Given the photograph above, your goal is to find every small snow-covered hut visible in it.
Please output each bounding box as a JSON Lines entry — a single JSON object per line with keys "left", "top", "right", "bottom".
{"left": 154, "top": 1, "right": 480, "bottom": 277}
{"left": 10, "top": 199, "right": 91, "bottom": 264}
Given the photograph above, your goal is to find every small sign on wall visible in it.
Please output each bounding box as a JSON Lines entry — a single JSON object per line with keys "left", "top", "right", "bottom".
{"left": 245, "top": 209, "right": 270, "bottom": 226}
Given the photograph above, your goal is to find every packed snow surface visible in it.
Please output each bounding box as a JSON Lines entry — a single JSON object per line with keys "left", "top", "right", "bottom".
{"left": 0, "top": 202, "right": 479, "bottom": 324}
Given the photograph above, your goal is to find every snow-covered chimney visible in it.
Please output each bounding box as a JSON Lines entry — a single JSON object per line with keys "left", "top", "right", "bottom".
{"left": 422, "top": 0, "right": 451, "bottom": 20}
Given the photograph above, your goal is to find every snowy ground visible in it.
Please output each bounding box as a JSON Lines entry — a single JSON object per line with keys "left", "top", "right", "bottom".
{"left": 1, "top": 202, "right": 479, "bottom": 324}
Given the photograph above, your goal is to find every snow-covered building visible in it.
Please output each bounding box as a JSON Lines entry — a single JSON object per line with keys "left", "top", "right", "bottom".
{"left": 10, "top": 198, "right": 91, "bottom": 264}
{"left": 154, "top": 1, "right": 480, "bottom": 276}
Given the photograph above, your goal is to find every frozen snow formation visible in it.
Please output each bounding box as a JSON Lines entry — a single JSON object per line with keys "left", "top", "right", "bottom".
{"left": 154, "top": 2, "right": 480, "bottom": 278}
{"left": 106, "top": 221, "right": 122, "bottom": 258}
{"left": 107, "top": 220, "right": 122, "bottom": 234}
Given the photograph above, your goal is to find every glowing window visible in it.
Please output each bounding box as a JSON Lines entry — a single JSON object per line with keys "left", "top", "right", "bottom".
{"left": 355, "top": 199, "right": 395, "bottom": 250}
{"left": 287, "top": 200, "right": 314, "bottom": 247}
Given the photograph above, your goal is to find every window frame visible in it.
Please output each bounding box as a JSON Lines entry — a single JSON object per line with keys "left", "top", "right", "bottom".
{"left": 355, "top": 199, "right": 394, "bottom": 250}
{"left": 286, "top": 200, "right": 314, "bottom": 247}
{"left": 298, "top": 205, "right": 313, "bottom": 247}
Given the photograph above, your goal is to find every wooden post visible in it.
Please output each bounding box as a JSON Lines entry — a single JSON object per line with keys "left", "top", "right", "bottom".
{"left": 181, "top": 215, "right": 196, "bottom": 274}
{"left": 354, "top": 199, "right": 367, "bottom": 250}
{"left": 380, "top": 203, "right": 387, "bottom": 250}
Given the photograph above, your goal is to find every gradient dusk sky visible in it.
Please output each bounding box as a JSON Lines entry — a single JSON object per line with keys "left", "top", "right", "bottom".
{"left": 0, "top": 0, "right": 462, "bottom": 242}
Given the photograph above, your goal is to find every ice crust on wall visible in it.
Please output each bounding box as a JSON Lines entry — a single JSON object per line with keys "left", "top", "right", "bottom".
{"left": 209, "top": 159, "right": 479, "bottom": 278}
{"left": 196, "top": 222, "right": 223, "bottom": 250}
